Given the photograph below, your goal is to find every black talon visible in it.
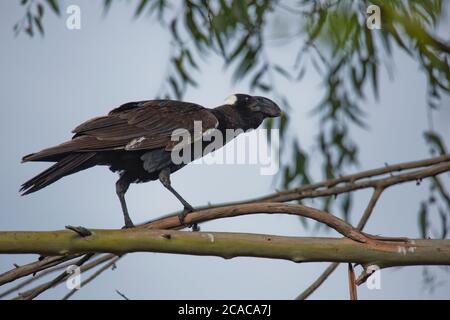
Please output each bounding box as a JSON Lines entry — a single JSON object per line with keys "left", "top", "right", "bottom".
{"left": 121, "top": 221, "right": 135, "bottom": 229}
{"left": 178, "top": 211, "right": 187, "bottom": 225}
{"left": 178, "top": 206, "right": 199, "bottom": 231}
{"left": 178, "top": 206, "right": 193, "bottom": 224}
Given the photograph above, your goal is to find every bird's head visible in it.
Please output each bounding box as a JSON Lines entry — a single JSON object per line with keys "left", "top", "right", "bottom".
{"left": 223, "top": 94, "right": 281, "bottom": 129}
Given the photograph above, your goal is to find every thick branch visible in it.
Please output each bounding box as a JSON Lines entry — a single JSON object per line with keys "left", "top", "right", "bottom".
{"left": 0, "top": 229, "right": 449, "bottom": 267}
{"left": 141, "top": 203, "right": 368, "bottom": 243}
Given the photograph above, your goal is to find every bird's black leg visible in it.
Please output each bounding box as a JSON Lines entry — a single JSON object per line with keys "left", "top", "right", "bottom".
{"left": 116, "top": 176, "right": 135, "bottom": 229}
{"left": 158, "top": 168, "right": 196, "bottom": 228}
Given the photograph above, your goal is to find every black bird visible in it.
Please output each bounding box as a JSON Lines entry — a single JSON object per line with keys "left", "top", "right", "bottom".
{"left": 21, "top": 94, "right": 281, "bottom": 228}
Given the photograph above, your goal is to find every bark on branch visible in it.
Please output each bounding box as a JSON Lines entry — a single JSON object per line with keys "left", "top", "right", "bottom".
{"left": 1, "top": 229, "right": 449, "bottom": 268}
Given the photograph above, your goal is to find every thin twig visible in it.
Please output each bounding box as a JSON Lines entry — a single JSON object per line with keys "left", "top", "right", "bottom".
{"left": 355, "top": 265, "right": 378, "bottom": 286}
{"left": 0, "top": 254, "right": 82, "bottom": 286}
{"left": 146, "top": 157, "right": 450, "bottom": 223}
{"left": 15, "top": 254, "right": 94, "bottom": 300}
{"left": 0, "top": 260, "right": 75, "bottom": 299}
{"left": 357, "top": 187, "right": 385, "bottom": 230}
{"left": 145, "top": 203, "right": 370, "bottom": 242}
{"left": 296, "top": 186, "right": 385, "bottom": 299}
{"left": 348, "top": 263, "right": 358, "bottom": 300}
{"left": 295, "top": 262, "right": 339, "bottom": 300}
{"left": 115, "top": 289, "right": 130, "bottom": 300}
{"left": 0, "top": 254, "right": 120, "bottom": 298}
{"left": 434, "top": 176, "right": 450, "bottom": 210}
{"left": 264, "top": 162, "right": 450, "bottom": 203}
{"left": 62, "top": 256, "right": 120, "bottom": 300}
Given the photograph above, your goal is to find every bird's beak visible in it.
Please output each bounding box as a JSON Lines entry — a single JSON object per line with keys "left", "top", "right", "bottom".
{"left": 254, "top": 97, "right": 282, "bottom": 117}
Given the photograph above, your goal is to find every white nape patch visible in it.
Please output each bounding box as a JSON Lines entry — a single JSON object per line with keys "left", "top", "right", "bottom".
{"left": 125, "top": 136, "right": 146, "bottom": 150}
{"left": 207, "top": 233, "right": 215, "bottom": 243}
{"left": 224, "top": 95, "right": 237, "bottom": 105}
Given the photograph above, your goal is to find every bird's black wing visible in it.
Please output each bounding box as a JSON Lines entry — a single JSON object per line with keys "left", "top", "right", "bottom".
{"left": 23, "top": 100, "right": 218, "bottom": 161}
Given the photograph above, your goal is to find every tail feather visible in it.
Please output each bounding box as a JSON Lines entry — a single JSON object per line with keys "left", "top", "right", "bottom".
{"left": 20, "top": 153, "right": 96, "bottom": 195}
{"left": 22, "top": 139, "right": 81, "bottom": 162}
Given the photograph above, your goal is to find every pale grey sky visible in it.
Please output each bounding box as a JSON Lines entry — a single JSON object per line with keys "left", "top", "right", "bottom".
{"left": 0, "top": 1, "right": 449, "bottom": 299}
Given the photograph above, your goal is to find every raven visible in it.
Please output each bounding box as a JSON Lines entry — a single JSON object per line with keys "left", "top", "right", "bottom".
{"left": 21, "top": 94, "right": 281, "bottom": 228}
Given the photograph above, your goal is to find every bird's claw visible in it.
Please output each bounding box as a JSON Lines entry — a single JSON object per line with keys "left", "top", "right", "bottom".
{"left": 177, "top": 206, "right": 192, "bottom": 224}
{"left": 178, "top": 206, "right": 198, "bottom": 231}
{"left": 122, "top": 221, "right": 135, "bottom": 229}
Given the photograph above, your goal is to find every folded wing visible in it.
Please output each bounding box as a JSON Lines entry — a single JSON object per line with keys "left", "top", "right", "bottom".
{"left": 23, "top": 100, "right": 218, "bottom": 162}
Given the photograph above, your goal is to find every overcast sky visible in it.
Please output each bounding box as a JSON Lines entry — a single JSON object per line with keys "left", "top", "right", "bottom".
{"left": 0, "top": 1, "right": 449, "bottom": 299}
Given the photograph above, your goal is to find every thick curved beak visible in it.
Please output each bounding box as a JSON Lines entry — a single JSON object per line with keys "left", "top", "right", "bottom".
{"left": 254, "top": 96, "right": 282, "bottom": 117}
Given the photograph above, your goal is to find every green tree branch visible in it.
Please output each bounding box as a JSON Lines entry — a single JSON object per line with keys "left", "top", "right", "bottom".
{"left": 1, "top": 229, "right": 449, "bottom": 268}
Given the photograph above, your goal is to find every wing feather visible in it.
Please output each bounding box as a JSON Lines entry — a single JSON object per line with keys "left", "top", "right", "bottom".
{"left": 71, "top": 100, "right": 218, "bottom": 151}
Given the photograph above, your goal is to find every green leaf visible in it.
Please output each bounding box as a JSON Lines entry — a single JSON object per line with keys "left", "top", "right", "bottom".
{"left": 37, "top": 3, "right": 44, "bottom": 18}
{"left": 104, "top": 0, "right": 113, "bottom": 13}
{"left": 135, "top": 0, "right": 149, "bottom": 17}
{"left": 183, "top": 49, "right": 199, "bottom": 70}
{"left": 227, "top": 34, "right": 249, "bottom": 64}
{"left": 45, "top": 0, "right": 60, "bottom": 16}
{"left": 424, "top": 131, "right": 447, "bottom": 155}
{"left": 340, "top": 193, "right": 352, "bottom": 222}
{"left": 438, "top": 207, "right": 448, "bottom": 239}
{"left": 250, "top": 64, "right": 268, "bottom": 89}
{"left": 169, "top": 76, "right": 181, "bottom": 99}
{"left": 273, "top": 65, "right": 292, "bottom": 80}
{"left": 419, "top": 202, "right": 428, "bottom": 238}
{"left": 34, "top": 17, "right": 44, "bottom": 35}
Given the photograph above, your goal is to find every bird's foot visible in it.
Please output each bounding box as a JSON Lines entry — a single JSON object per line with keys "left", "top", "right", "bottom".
{"left": 177, "top": 206, "right": 192, "bottom": 224}
{"left": 121, "top": 220, "right": 135, "bottom": 229}
{"left": 178, "top": 205, "right": 198, "bottom": 231}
